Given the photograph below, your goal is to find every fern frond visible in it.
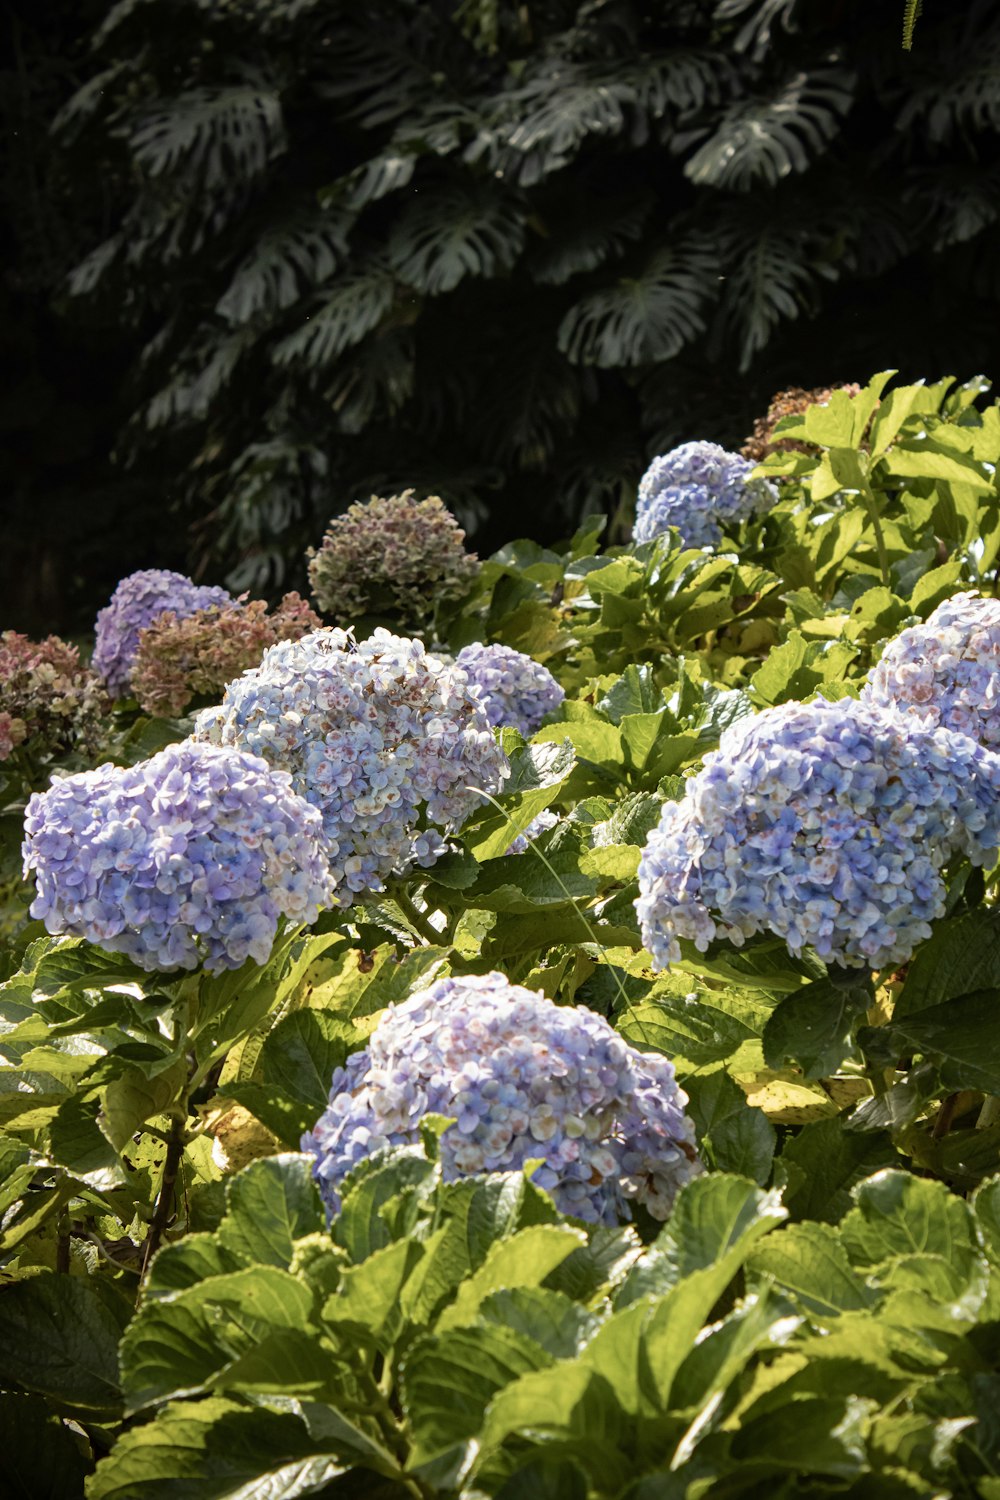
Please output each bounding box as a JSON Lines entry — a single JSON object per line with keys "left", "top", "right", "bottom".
{"left": 557, "top": 238, "right": 720, "bottom": 368}
{"left": 682, "top": 69, "right": 853, "bottom": 191}
{"left": 130, "top": 85, "right": 286, "bottom": 188}
{"left": 902, "top": 0, "right": 922, "bottom": 50}
{"left": 388, "top": 182, "right": 525, "bottom": 295}
{"left": 215, "top": 210, "right": 355, "bottom": 324}
{"left": 271, "top": 265, "right": 396, "bottom": 368}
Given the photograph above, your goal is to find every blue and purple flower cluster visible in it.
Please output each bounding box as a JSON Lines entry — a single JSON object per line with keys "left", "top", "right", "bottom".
{"left": 633, "top": 441, "right": 776, "bottom": 550}
{"left": 863, "top": 591, "right": 1000, "bottom": 749}
{"left": 193, "top": 628, "right": 509, "bottom": 902}
{"left": 93, "top": 569, "right": 234, "bottom": 698}
{"left": 636, "top": 696, "right": 1000, "bottom": 971}
{"left": 22, "top": 740, "right": 333, "bottom": 972}
{"left": 303, "top": 971, "right": 701, "bottom": 1224}
{"left": 455, "top": 642, "right": 565, "bottom": 738}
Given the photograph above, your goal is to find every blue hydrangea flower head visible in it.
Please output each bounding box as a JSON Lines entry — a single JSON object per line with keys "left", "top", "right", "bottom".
{"left": 633, "top": 441, "right": 777, "bottom": 550}
{"left": 863, "top": 591, "right": 1000, "bottom": 749}
{"left": 22, "top": 740, "right": 333, "bottom": 973}
{"left": 302, "top": 971, "right": 701, "bottom": 1224}
{"left": 193, "top": 628, "right": 509, "bottom": 903}
{"left": 636, "top": 696, "right": 1000, "bottom": 971}
{"left": 93, "top": 569, "right": 234, "bottom": 698}
{"left": 455, "top": 643, "right": 565, "bottom": 737}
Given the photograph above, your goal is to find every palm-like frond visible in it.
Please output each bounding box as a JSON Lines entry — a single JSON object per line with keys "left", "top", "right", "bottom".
{"left": 388, "top": 182, "right": 526, "bottom": 295}
{"left": 271, "top": 264, "right": 396, "bottom": 368}
{"left": 682, "top": 69, "right": 853, "bottom": 191}
{"left": 529, "top": 192, "right": 654, "bottom": 286}
{"left": 130, "top": 85, "right": 286, "bottom": 188}
{"left": 558, "top": 238, "right": 720, "bottom": 368}
{"left": 215, "top": 211, "right": 355, "bottom": 325}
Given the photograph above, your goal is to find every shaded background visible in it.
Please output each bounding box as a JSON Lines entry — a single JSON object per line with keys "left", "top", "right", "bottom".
{"left": 3, "top": 0, "right": 999, "bottom": 636}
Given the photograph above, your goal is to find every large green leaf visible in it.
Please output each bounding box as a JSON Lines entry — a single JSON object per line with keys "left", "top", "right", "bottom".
{"left": 0, "top": 1276, "right": 127, "bottom": 1417}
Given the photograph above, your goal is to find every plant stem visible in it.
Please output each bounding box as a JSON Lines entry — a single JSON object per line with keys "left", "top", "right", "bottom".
{"left": 393, "top": 887, "right": 442, "bottom": 946}
{"left": 140, "top": 1113, "right": 185, "bottom": 1280}
{"left": 977, "top": 1094, "right": 1000, "bottom": 1130}
{"left": 932, "top": 1092, "right": 960, "bottom": 1139}
{"left": 861, "top": 484, "right": 891, "bottom": 588}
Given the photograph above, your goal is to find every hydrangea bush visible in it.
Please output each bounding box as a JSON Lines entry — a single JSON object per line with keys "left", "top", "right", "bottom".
{"left": 455, "top": 642, "right": 565, "bottom": 736}
{"left": 308, "top": 490, "right": 479, "bottom": 630}
{"left": 303, "top": 971, "right": 700, "bottom": 1223}
{"left": 193, "top": 628, "right": 509, "bottom": 901}
{"left": 22, "top": 740, "right": 333, "bottom": 972}
{"left": 863, "top": 591, "right": 1000, "bottom": 749}
{"left": 0, "top": 631, "right": 108, "bottom": 767}
{"left": 633, "top": 441, "right": 777, "bottom": 550}
{"left": 92, "top": 569, "right": 234, "bottom": 698}
{"left": 636, "top": 696, "right": 1000, "bottom": 970}
{"left": 129, "top": 592, "right": 321, "bottom": 717}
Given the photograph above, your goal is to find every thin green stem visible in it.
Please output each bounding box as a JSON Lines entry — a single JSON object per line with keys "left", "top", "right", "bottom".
{"left": 393, "top": 887, "right": 442, "bottom": 947}
{"left": 861, "top": 484, "right": 891, "bottom": 588}
{"left": 977, "top": 1094, "right": 1000, "bottom": 1130}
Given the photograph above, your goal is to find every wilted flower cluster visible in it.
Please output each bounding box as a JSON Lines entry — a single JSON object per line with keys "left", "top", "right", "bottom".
{"left": 0, "top": 632, "right": 109, "bottom": 767}
{"left": 741, "top": 383, "right": 862, "bottom": 463}
{"left": 93, "top": 569, "right": 234, "bottom": 698}
{"left": 22, "top": 740, "right": 333, "bottom": 973}
{"left": 302, "top": 972, "right": 701, "bottom": 1224}
{"left": 455, "top": 642, "right": 565, "bottom": 737}
{"left": 130, "top": 593, "right": 321, "bottom": 718}
{"left": 636, "top": 696, "right": 1000, "bottom": 970}
{"left": 193, "top": 628, "right": 509, "bottom": 901}
{"left": 633, "top": 441, "right": 777, "bottom": 550}
{"left": 863, "top": 592, "right": 1000, "bottom": 750}
{"left": 308, "top": 490, "right": 479, "bottom": 630}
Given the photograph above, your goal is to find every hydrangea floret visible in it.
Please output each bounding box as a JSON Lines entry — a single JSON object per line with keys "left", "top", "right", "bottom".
{"left": 93, "top": 569, "right": 234, "bottom": 698}
{"left": 22, "top": 740, "right": 333, "bottom": 973}
{"left": 636, "top": 696, "right": 1000, "bottom": 971}
{"left": 302, "top": 971, "right": 701, "bottom": 1224}
{"left": 308, "top": 490, "right": 479, "bottom": 630}
{"left": 633, "top": 441, "right": 777, "bottom": 550}
{"left": 455, "top": 642, "right": 565, "bottom": 737}
{"left": 0, "top": 632, "right": 109, "bottom": 767}
{"left": 192, "top": 628, "right": 509, "bottom": 902}
{"left": 130, "top": 592, "right": 321, "bottom": 718}
{"left": 504, "top": 808, "right": 559, "bottom": 855}
{"left": 862, "top": 591, "right": 1000, "bottom": 749}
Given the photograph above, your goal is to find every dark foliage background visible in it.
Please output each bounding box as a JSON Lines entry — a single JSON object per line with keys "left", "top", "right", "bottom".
{"left": 3, "top": 0, "right": 1000, "bottom": 632}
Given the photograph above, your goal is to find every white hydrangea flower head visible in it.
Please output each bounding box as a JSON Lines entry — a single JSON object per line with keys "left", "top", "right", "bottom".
{"left": 193, "top": 628, "right": 509, "bottom": 902}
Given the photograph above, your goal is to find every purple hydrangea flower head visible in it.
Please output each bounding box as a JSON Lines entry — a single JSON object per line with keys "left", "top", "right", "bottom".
{"left": 862, "top": 591, "right": 1000, "bottom": 749}
{"left": 192, "top": 628, "right": 509, "bottom": 903}
{"left": 633, "top": 441, "right": 777, "bottom": 550}
{"left": 302, "top": 971, "right": 701, "bottom": 1224}
{"left": 636, "top": 696, "right": 1000, "bottom": 971}
{"left": 22, "top": 740, "right": 333, "bottom": 973}
{"left": 455, "top": 643, "right": 565, "bottom": 737}
{"left": 93, "top": 569, "right": 234, "bottom": 698}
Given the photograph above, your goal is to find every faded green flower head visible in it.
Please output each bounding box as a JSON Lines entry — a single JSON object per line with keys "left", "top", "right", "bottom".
{"left": 307, "top": 490, "right": 479, "bottom": 630}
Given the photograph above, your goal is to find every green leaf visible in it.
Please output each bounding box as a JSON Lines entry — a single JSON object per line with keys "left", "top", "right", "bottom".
{"left": 840, "top": 1169, "right": 976, "bottom": 1271}
{"left": 438, "top": 1224, "right": 586, "bottom": 1332}
{"left": 256, "top": 1009, "right": 349, "bottom": 1111}
{"left": 0, "top": 1392, "right": 91, "bottom": 1497}
{"left": 217, "top": 1154, "right": 325, "bottom": 1268}
{"left": 748, "top": 1221, "right": 876, "bottom": 1321}
{"left": 402, "top": 1324, "right": 548, "bottom": 1472}
{"left": 389, "top": 182, "right": 525, "bottom": 295}
{"left": 872, "top": 990, "right": 1000, "bottom": 1094}
{"left": 0, "top": 1275, "right": 127, "bottom": 1417}
{"left": 763, "top": 975, "right": 872, "bottom": 1079}
{"left": 778, "top": 1116, "right": 895, "bottom": 1223}
{"left": 683, "top": 1069, "right": 776, "bottom": 1185}
{"left": 476, "top": 1365, "right": 625, "bottom": 1489}
{"left": 322, "top": 1237, "right": 424, "bottom": 1349}
{"left": 87, "top": 1398, "right": 351, "bottom": 1499}
{"left": 464, "top": 739, "right": 575, "bottom": 860}
{"left": 894, "top": 908, "right": 1000, "bottom": 1017}
{"left": 120, "top": 1266, "right": 315, "bottom": 1411}
{"left": 882, "top": 441, "right": 994, "bottom": 490}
